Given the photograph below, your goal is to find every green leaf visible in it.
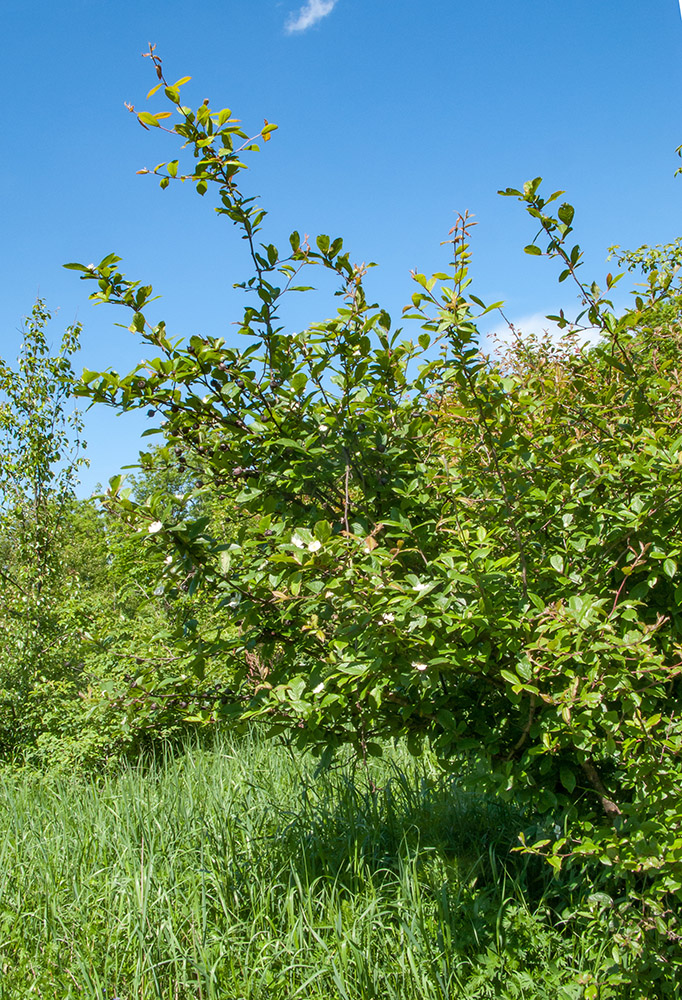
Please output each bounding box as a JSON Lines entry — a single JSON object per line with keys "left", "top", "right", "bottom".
{"left": 63, "top": 262, "right": 93, "bottom": 273}
{"left": 557, "top": 203, "right": 575, "bottom": 226}
{"left": 549, "top": 554, "right": 564, "bottom": 573}
{"left": 137, "top": 111, "right": 162, "bottom": 128}
{"left": 314, "top": 520, "right": 332, "bottom": 543}
{"left": 560, "top": 767, "right": 576, "bottom": 794}
{"left": 664, "top": 559, "right": 677, "bottom": 579}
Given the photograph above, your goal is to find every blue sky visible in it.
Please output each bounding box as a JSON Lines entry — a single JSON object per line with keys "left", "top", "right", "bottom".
{"left": 2, "top": 0, "right": 682, "bottom": 494}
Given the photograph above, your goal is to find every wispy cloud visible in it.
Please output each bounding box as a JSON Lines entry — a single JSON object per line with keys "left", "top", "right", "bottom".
{"left": 286, "top": 0, "right": 339, "bottom": 34}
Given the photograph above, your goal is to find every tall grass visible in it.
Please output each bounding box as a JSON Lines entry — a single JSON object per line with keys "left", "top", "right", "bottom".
{"left": 0, "top": 734, "right": 600, "bottom": 998}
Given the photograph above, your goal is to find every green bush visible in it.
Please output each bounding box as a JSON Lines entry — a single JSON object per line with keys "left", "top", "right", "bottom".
{"left": 68, "top": 52, "right": 682, "bottom": 990}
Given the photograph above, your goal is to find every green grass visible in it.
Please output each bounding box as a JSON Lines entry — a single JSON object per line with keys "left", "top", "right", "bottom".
{"left": 0, "top": 734, "right": 606, "bottom": 999}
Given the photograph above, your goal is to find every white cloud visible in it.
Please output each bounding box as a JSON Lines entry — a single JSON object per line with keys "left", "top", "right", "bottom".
{"left": 483, "top": 312, "right": 602, "bottom": 353}
{"left": 286, "top": 0, "right": 339, "bottom": 33}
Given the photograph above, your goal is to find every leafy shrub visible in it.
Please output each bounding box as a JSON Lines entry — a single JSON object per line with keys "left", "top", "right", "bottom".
{"left": 69, "top": 50, "right": 682, "bottom": 991}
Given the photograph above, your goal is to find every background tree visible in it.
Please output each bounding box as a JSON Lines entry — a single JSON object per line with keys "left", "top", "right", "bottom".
{"left": 0, "top": 305, "right": 210, "bottom": 767}
{"left": 0, "top": 301, "right": 90, "bottom": 756}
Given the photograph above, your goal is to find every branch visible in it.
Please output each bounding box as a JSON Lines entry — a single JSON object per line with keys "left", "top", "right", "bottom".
{"left": 581, "top": 757, "right": 621, "bottom": 820}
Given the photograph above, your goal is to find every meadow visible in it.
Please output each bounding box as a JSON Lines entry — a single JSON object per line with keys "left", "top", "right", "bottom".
{"left": 0, "top": 734, "right": 611, "bottom": 999}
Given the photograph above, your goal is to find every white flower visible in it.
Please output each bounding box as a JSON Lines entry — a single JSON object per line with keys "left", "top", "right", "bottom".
{"left": 412, "top": 661, "right": 428, "bottom": 672}
{"left": 164, "top": 555, "right": 173, "bottom": 565}
{"left": 380, "top": 613, "right": 395, "bottom": 624}
{"left": 291, "top": 532, "right": 306, "bottom": 549}
{"left": 308, "top": 539, "right": 322, "bottom": 552}
{"left": 312, "top": 682, "right": 325, "bottom": 695}
{"left": 148, "top": 521, "right": 163, "bottom": 534}
{"left": 413, "top": 581, "right": 429, "bottom": 593}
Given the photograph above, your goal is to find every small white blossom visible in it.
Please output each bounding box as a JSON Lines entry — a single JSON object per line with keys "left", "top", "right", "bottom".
{"left": 412, "top": 661, "right": 428, "bottom": 672}
{"left": 413, "top": 581, "right": 429, "bottom": 593}
{"left": 292, "top": 533, "right": 306, "bottom": 549}
{"left": 148, "top": 521, "right": 163, "bottom": 534}
{"left": 312, "top": 682, "right": 325, "bottom": 695}
{"left": 308, "top": 539, "right": 322, "bottom": 552}
{"left": 380, "top": 613, "right": 395, "bottom": 624}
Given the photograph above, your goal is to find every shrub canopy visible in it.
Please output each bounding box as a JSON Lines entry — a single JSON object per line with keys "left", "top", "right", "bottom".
{"left": 69, "top": 48, "right": 682, "bottom": 982}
